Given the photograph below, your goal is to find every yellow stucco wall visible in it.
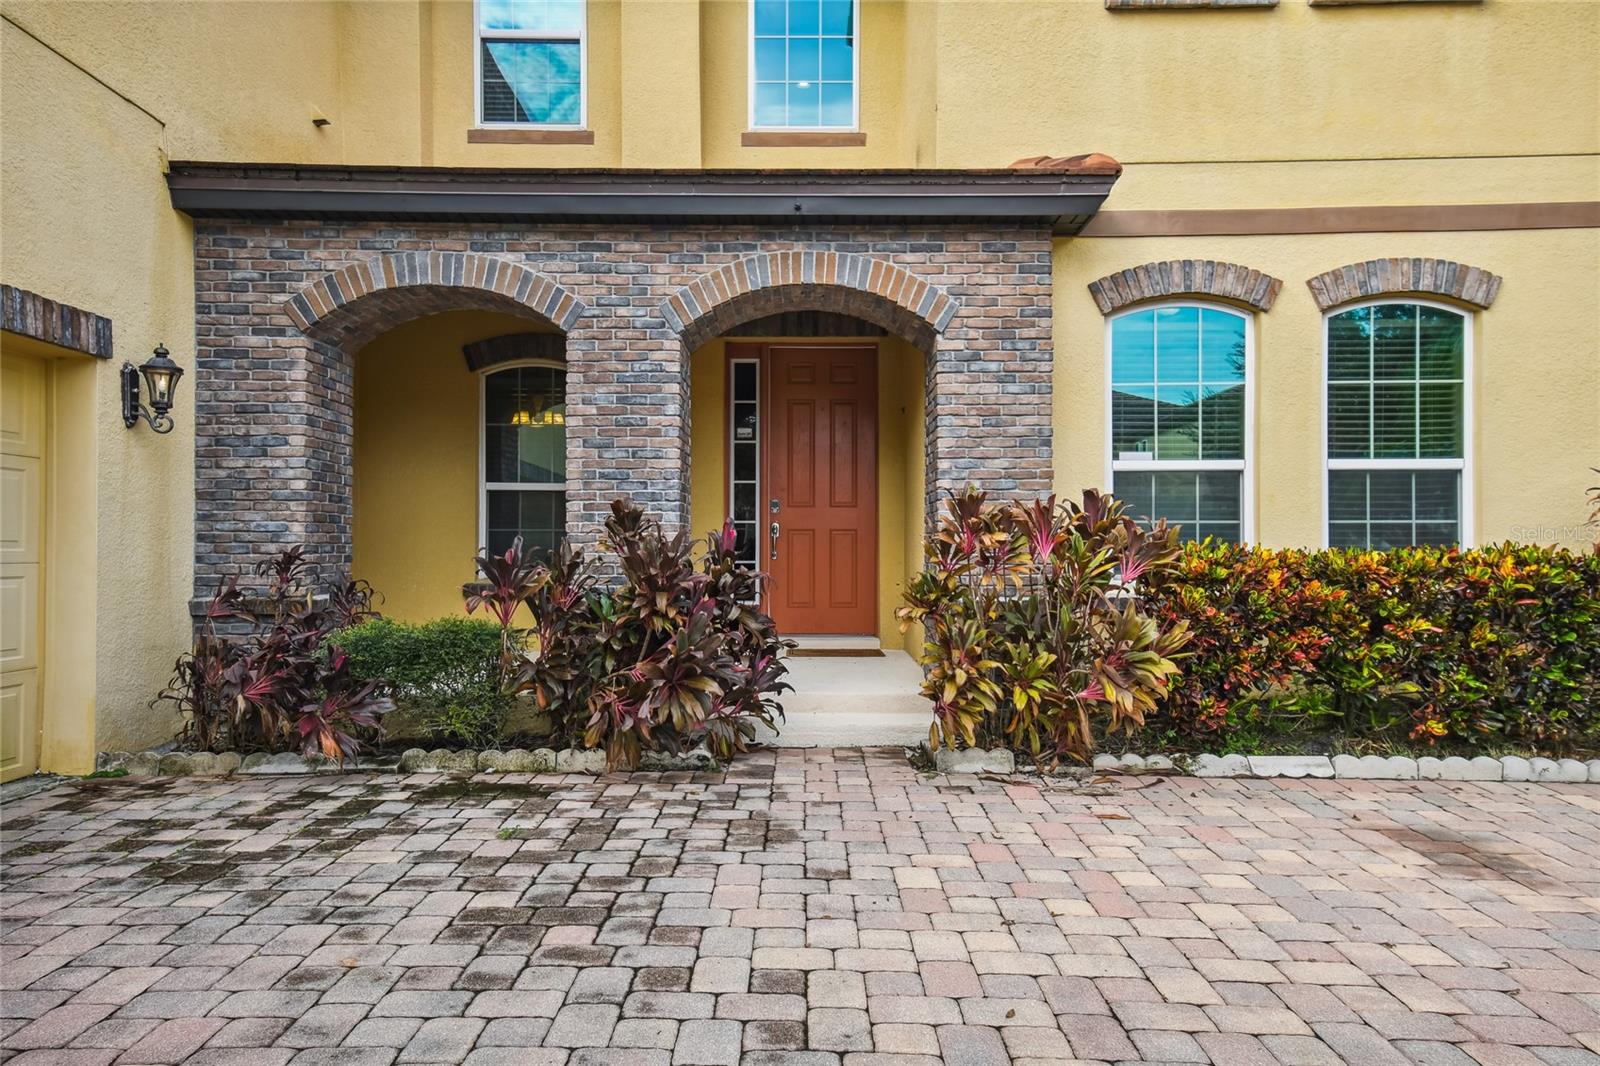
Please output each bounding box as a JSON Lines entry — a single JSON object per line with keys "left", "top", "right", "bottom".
{"left": 687, "top": 338, "right": 924, "bottom": 649}
{"left": 1055, "top": 230, "right": 1600, "bottom": 553}
{"left": 351, "top": 310, "right": 553, "bottom": 622}
{"left": 4, "top": 1, "right": 1595, "bottom": 182}
{"left": 930, "top": 0, "right": 1598, "bottom": 168}
{"left": 1, "top": 18, "right": 202, "bottom": 766}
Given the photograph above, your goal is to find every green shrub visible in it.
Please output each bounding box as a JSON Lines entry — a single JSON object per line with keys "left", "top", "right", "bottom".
{"left": 331, "top": 616, "right": 510, "bottom": 747}
{"left": 1141, "top": 541, "right": 1600, "bottom": 752}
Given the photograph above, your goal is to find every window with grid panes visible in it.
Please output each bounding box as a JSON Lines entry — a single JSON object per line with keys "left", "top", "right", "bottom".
{"left": 476, "top": 0, "right": 585, "bottom": 127}
{"left": 751, "top": 0, "right": 858, "bottom": 129}
{"left": 1109, "top": 304, "right": 1251, "bottom": 543}
{"left": 729, "top": 361, "right": 761, "bottom": 570}
{"left": 482, "top": 364, "right": 566, "bottom": 558}
{"left": 1326, "top": 302, "right": 1466, "bottom": 548}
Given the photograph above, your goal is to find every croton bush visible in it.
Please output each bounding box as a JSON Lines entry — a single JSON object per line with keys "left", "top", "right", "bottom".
{"left": 466, "top": 499, "right": 792, "bottom": 770}
{"left": 158, "top": 548, "right": 391, "bottom": 762}
{"left": 1140, "top": 541, "right": 1600, "bottom": 752}
{"left": 898, "top": 488, "right": 1192, "bottom": 765}
{"left": 902, "top": 489, "right": 1600, "bottom": 760}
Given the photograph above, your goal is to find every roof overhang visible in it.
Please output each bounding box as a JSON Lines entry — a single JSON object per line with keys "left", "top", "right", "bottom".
{"left": 165, "top": 163, "right": 1119, "bottom": 236}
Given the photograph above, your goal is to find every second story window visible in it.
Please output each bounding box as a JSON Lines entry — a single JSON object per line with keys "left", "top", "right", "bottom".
{"left": 476, "top": 0, "right": 586, "bottom": 128}
{"left": 751, "top": 0, "right": 858, "bottom": 130}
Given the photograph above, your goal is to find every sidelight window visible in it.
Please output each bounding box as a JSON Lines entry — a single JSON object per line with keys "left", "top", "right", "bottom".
{"left": 729, "top": 359, "right": 761, "bottom": 570}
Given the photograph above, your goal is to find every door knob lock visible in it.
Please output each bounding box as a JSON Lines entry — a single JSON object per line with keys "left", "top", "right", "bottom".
{"left": 769, "top": 521, "right": 780, "bottom": 559}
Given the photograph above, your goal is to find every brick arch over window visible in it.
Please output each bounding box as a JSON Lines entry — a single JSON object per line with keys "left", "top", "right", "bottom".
{"left": 284, "top": 252, "right": 587, "bottom": 351}
{"left": 1087, "top": 260, "right": 1284, "bottom": 316}
{"left": 1307, "top": 258, "right": 1502, "bottom": 312}
{"left": 661, "top": 252, "right": 958, "bottom": 352}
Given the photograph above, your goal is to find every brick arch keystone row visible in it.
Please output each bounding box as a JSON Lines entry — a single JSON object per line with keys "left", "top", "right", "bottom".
{"left": 1087, "top": 260, "right": 1284, "bottom": 316}
{"left": 660, "top": 252, "right": 958, "bottom": 350}
{"left": 284, "top": 251, "right": 587, "bottom": 349}
{"left": 1307, "top": 258, "right": 1502, "bottom": 312}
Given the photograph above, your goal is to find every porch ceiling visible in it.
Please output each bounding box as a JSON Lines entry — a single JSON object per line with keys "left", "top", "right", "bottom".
{"left": 164, "top": 162, "right": 1120, "bottom": 236}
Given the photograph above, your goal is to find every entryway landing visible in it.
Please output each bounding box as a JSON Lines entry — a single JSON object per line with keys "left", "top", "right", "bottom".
{"left": 787, "top": 634, "right": 884, "bottom": 655}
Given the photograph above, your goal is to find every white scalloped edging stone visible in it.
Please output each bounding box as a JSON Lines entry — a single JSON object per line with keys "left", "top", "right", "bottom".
{"left": 1247, "top": 756, "right": 1335, "bottom": 779}
{"left": 1331, "top": 754, "right": 1418, "bottom": 780}
{"left": 1191, "top": 754, "right": 1250, "bottom": 778}
{"left": 95, "top": 744, "right": 718, "bottom": 778}
{"left": 1417, "top": 756, "right": 1502, "bottom": 781}
{"left": 935, "top": 748, "right": 1016, "bottom": 775}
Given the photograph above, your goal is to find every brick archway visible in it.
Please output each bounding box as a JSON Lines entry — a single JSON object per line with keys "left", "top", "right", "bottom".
{"left": 1306, "top": 258, "right": 1503, "bottom": 312}
{"left": 285, "top": 251, "right": 587, "bottom": 351}
{"left": 661, "top": 252, "right": 957, "bottom": 352}
{"left": 1087, "top": 260, "right": 1284, "bottom": 316}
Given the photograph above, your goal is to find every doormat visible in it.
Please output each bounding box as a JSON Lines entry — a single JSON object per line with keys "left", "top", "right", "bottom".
{"left": 788, "top": 648, "right": 886, "bottom": 658}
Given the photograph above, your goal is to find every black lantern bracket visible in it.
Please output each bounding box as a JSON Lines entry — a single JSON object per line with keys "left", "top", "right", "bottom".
{"left": 122, "top": 344, "right": 184, "bottom": 434}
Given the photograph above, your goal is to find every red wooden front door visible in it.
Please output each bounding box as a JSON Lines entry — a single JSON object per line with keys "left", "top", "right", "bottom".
{"left": 766, "top": 345, "right": 878, "bottom": 635}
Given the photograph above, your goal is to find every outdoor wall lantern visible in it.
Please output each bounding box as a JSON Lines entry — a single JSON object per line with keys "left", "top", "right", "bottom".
{"left": 122, "top": 344, "right": 184, "bottom": 434}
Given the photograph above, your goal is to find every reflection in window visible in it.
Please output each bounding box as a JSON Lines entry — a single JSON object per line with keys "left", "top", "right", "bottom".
{"left": 1326, "top": 303, "right": 1466, "bottom": 548}
{"left": 1109, "top": 304, "right": 1250, "bottom": 543}
{"left": 483, "top": 364, "right": 566, "bottom": 558}
{"left": 751, "top": 0, "right": 858, "bottom": 129}
{"left": 478, "top": 0, "right": 585, "bottom": 126}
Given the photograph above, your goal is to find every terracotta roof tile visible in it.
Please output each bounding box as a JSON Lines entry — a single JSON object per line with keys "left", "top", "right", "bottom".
{"left": 1009, "top": 153, "right": 1123, "bottom": 176}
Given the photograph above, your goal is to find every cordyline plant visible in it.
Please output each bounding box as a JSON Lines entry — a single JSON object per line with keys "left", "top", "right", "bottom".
{"left": 157, "top": 547, "right": 390, "bottom": 762}
{"left": 897, "top": 488, "right": 1191, "bottom": 765}
{"left": 464, "top": 499, "right": 792, "bottom": 770}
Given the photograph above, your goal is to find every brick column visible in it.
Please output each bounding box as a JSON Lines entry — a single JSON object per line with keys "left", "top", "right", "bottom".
{"left": 923, "top": 231, "right": 1055, "bottom": 510}
{"left": 562, "top": 323, "right": 692, "bottom": 550}
{"left": 193, "top": 336, "right": 353, "bottom": 592}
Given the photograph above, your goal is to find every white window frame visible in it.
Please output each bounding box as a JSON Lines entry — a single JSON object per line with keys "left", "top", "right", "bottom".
{"left": 747, "top": 0, "right": 861, "bottom": 132}
{"left": 474, "top": 0, "right": 588, "bottom": 130}
{"left": 478, "top": 359, "right": 568, "bottom": 554}
{"left": 1320, "top": 297, "right": 1474, "bottom": 548}
{"left": 1103, "top": 300, "right": 1256, "bottom": 543}
{"left": 728, "top": 357, "right": 764, "bottom": 568}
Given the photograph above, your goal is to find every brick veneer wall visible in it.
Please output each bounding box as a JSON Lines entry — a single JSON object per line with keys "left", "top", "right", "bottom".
{"left": 192, "top": 222, "right": 1053, "bottom": 595}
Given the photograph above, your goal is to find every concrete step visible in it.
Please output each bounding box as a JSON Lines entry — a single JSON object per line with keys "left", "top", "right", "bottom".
{"left": 757, "top": 649, "right": 931, "bottom": 748}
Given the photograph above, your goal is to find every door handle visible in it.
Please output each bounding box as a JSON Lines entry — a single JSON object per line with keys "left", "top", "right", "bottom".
{"left": 770, "top": 521, "right": 780, "bottom": 560}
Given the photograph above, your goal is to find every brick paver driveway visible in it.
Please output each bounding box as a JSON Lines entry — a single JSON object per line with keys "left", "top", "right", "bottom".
{"left": 3, "top": 749, "right": 1599, "bottom": 1065}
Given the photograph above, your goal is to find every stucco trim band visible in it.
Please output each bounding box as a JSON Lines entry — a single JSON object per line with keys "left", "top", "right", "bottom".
{"left": 0, "top": 283, "right": 113, "bottom": 358}
{"left": 1081, "top": 201, "right": 1600, "bottom": 237}
{"left": 1087, "top": 260, "right": 1284, "bottom": 314}
{"left": 1307, "top": 258, "right": 1502, "bottom": 311}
